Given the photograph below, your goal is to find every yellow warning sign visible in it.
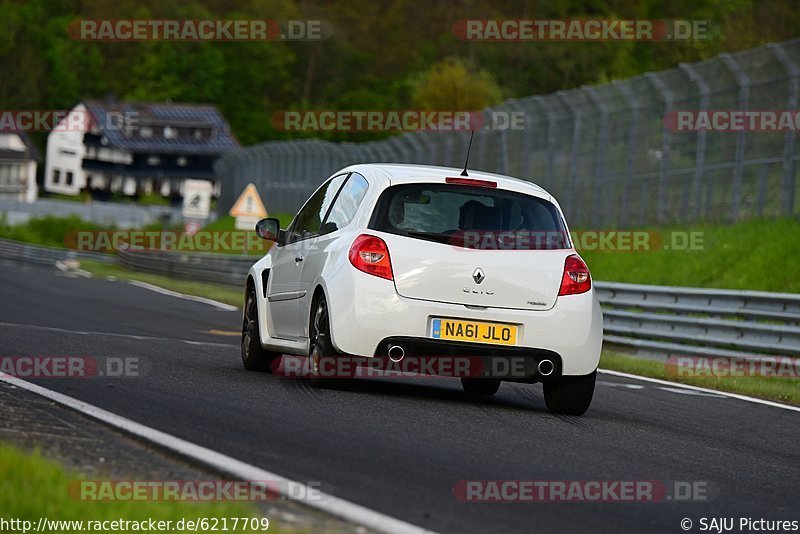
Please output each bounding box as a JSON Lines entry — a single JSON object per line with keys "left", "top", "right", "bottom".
{"left": 229, "top": 183, "right": 267, "bottom": 218}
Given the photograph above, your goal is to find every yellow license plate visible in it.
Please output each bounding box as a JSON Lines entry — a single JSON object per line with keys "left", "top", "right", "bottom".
{"left": 431, "top": 318, "right": 517, "bottom": 346}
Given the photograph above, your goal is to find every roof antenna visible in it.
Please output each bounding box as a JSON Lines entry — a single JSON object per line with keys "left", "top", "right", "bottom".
{"left": 460, "top": 130, "right": 474, "bottom": 176}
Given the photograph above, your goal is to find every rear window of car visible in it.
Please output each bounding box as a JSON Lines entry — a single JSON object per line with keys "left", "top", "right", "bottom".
{"left": 369, "top": 183, "right": 570, "bottom": 250}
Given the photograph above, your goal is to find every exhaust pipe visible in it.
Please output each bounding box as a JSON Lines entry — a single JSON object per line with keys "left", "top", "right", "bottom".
{"left": 538, "top": 359, "right": 555, "bottom": 376}
{"left": 388, "top": 345, "right": 405, "bottom": 363}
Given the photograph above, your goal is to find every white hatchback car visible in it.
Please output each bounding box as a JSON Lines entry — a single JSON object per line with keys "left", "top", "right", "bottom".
{"left": 242, "top": 164, "right": 602, "bottom": 415}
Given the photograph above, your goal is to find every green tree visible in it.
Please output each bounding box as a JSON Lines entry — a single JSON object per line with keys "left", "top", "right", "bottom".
{"left": 411, "top": 58, "right": 504, "bottom": 110}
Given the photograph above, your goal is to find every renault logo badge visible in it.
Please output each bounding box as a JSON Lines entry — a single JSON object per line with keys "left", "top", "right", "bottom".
{"left": 472, "top": 268, "right": 485, "bottom": 284}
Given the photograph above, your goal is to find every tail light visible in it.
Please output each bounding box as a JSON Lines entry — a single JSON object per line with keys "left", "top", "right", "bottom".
{"left": 558, "top": 254, "right": 591, "bottom": 296}
{"left": 349, "top": 234, "right": 393, "bottom": 280}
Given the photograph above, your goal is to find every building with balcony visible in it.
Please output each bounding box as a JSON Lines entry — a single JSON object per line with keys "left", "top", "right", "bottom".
{"left": 44, "top": 100, "right": 238, "bottom": 203}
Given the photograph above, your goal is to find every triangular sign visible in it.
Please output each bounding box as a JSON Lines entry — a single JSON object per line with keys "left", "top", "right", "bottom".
{"left": 229, "top": 183, "right": 267, "bottom": 218}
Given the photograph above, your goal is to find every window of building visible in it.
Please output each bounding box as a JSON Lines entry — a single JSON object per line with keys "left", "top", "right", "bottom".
{"left": 163, "top": 126, "right": 177, "bottom": 139}
{"left": 140, "top": 126, "right": 153, "bottom": 138}
{"left": 147, "top": 155, "right": 161, "bottom": 166}
{"left": 65, "top": 172, "right": 74, "bottom": 186}
{"left": 176, "top": 156, "right": 188, "bottom": 167}
{"left": 53, "top": 170, "right": 61, "bottom": 184}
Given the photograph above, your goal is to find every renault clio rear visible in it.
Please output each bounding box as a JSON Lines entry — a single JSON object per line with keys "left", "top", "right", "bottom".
{"left": 242, "top": 164, "right": 603, "bottom": 415}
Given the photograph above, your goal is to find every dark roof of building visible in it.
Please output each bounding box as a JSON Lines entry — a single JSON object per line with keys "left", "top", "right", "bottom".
{"left": 83, "top": 100, "right": 239, "bottom": 156}
{"left": 0, "top": 133, "right": 40, "bottom": 161}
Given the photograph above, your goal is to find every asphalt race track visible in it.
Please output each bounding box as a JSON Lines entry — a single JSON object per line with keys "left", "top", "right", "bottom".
{"left": 1, "top": 261, "right": 798, "bottom": 533}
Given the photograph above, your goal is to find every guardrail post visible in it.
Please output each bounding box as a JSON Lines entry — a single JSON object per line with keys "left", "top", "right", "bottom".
{"left": 679, "top": 63, "right": 710, "bottom": 222}
{"left": 721, "top": 53, "right": 751, "bottom": 223}
{"left": 557, "top": 91, "right": 582, "bottom": 223}
{"left": 613, "top": 80, "right": 640, "bottom": 229}
{"left": 769, "top": 43, "right": 799, "bottom": 217}
{"left": 645, "top": 72, "right": 673, "bottom": 226}
{"left": 584, "top": 86, "right": 608, "bottom": 228}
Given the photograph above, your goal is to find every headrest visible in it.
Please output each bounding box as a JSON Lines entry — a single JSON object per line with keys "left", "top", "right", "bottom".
{"left": 459, "top": 200, "right": 501, "bottom": 230}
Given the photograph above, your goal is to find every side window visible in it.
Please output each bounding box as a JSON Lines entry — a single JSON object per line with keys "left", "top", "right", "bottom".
{"left": 286, "top": 174, "right": 349, "bottom": 244}
{"left": 320, "top": 173, "right": 369, "bottom": 235}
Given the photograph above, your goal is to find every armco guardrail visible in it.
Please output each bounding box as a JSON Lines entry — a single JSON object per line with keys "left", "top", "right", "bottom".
{"left": 596, "top": 281, "right": 800, "bottom": 361}
{"left": 117, "top": 249, "right": 253, "bottom": 288}
{"left": 2, "top": 239, "right": 797, "bottom": 361}
{"left": 115, "top": 252, "right": 800, "bottom": 360}
{"left": 0, "top": 238, "right": 114, "bottom": 266}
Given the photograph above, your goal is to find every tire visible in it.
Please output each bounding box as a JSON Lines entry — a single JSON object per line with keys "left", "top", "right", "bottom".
{"left": 241, "top": 285, "right": 280, "bottom": 372}
{"left": 461, "top": 378, "right": 501, "bottom": 396}
{"left": 543, "top": 370, "right": 596, "bottom": 415}
{"left": 308, "top": 295, "right": 353, "bottom": 389}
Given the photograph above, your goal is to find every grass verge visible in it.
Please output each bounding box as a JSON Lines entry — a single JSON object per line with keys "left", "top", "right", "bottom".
{"left": 580, "top": 217, "right": 800, "bottom": 293}
{"left": 80, "top": 260, "right": 242, "bottom": 308}
{"left": 600, "top": 350, "right": 800, "bottom": 405}
{"left": 0, "top": 444, "right": 269, "bottom": 533}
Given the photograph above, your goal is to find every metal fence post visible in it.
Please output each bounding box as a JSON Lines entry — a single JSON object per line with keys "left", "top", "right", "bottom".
{"left": 679, "top": 63, "right": 710, "bottom": 222}
{"left": 407, "top": 133, "right": 425, "bottom": 164}
{"left": 770, "top": 43, "right": 799, "bottom": 217}
{"left": 514, "top": 99, "right": 534, "bottom": 179}
{"left": 499, "top": 100, "right": 520, "bottom": 176}
{"left": 557, "top": 91, "right": 582, "bottom": 223}
{"left": 613, "top": 80, "right": 640, "bottom": 229}
{"left": 721, "top": 53, "right": 751, "bottom": 223}
{"left": 584, "top": 86, "right": 608, "bottom": 228}
{"left": 532, "top": 96, "right": 557, "bottom": 187}
{"left": 645, "top": 72, "right": 673, "bottom": 225}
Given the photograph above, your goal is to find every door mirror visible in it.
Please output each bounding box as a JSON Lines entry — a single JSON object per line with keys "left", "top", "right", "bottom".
{"left": 255, "top": 218, "right": 285, "bottom": 245}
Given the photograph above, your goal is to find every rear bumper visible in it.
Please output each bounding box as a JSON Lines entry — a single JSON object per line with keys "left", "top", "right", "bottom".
{"left": 325, "top": 269, "right": 603, "bottom": 376}
{"left": 374, "top": 337, "right": 564, "bottom": 382}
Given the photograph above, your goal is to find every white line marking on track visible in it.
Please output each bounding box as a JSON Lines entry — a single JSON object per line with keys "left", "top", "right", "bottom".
{"left": 0, "top": 373, "right": 434, "bottom": 534}
{"left": 599, "top": 368, "right": 800, "bottom": 413}
{"left": 597, "top": 380, "right": 644, "bottom": 389}
{"left": 0, "top": 321, "right": 236, "bottom": 348}
{"left": 127, "top": 280, "right": 239, "bottom": 311}
{"left": 656, "top": 386, "right": 726, "bottom": 398}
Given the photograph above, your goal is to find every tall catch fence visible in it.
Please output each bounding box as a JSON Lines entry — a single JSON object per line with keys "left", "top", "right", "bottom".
{"left": 215, "top": 38, "right": 800, "bottom": 228}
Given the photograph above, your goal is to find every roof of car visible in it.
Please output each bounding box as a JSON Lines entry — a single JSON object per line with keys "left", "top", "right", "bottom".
{"left": 356, "top": 163, "right": 551, "bottom": 197}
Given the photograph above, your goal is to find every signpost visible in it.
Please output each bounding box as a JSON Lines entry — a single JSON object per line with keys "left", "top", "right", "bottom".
{"left": 182, "top": 179, "right": 213, "bottom": 220}
{"left": 229, "top": 183, "right": 268, "bottom": 231}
